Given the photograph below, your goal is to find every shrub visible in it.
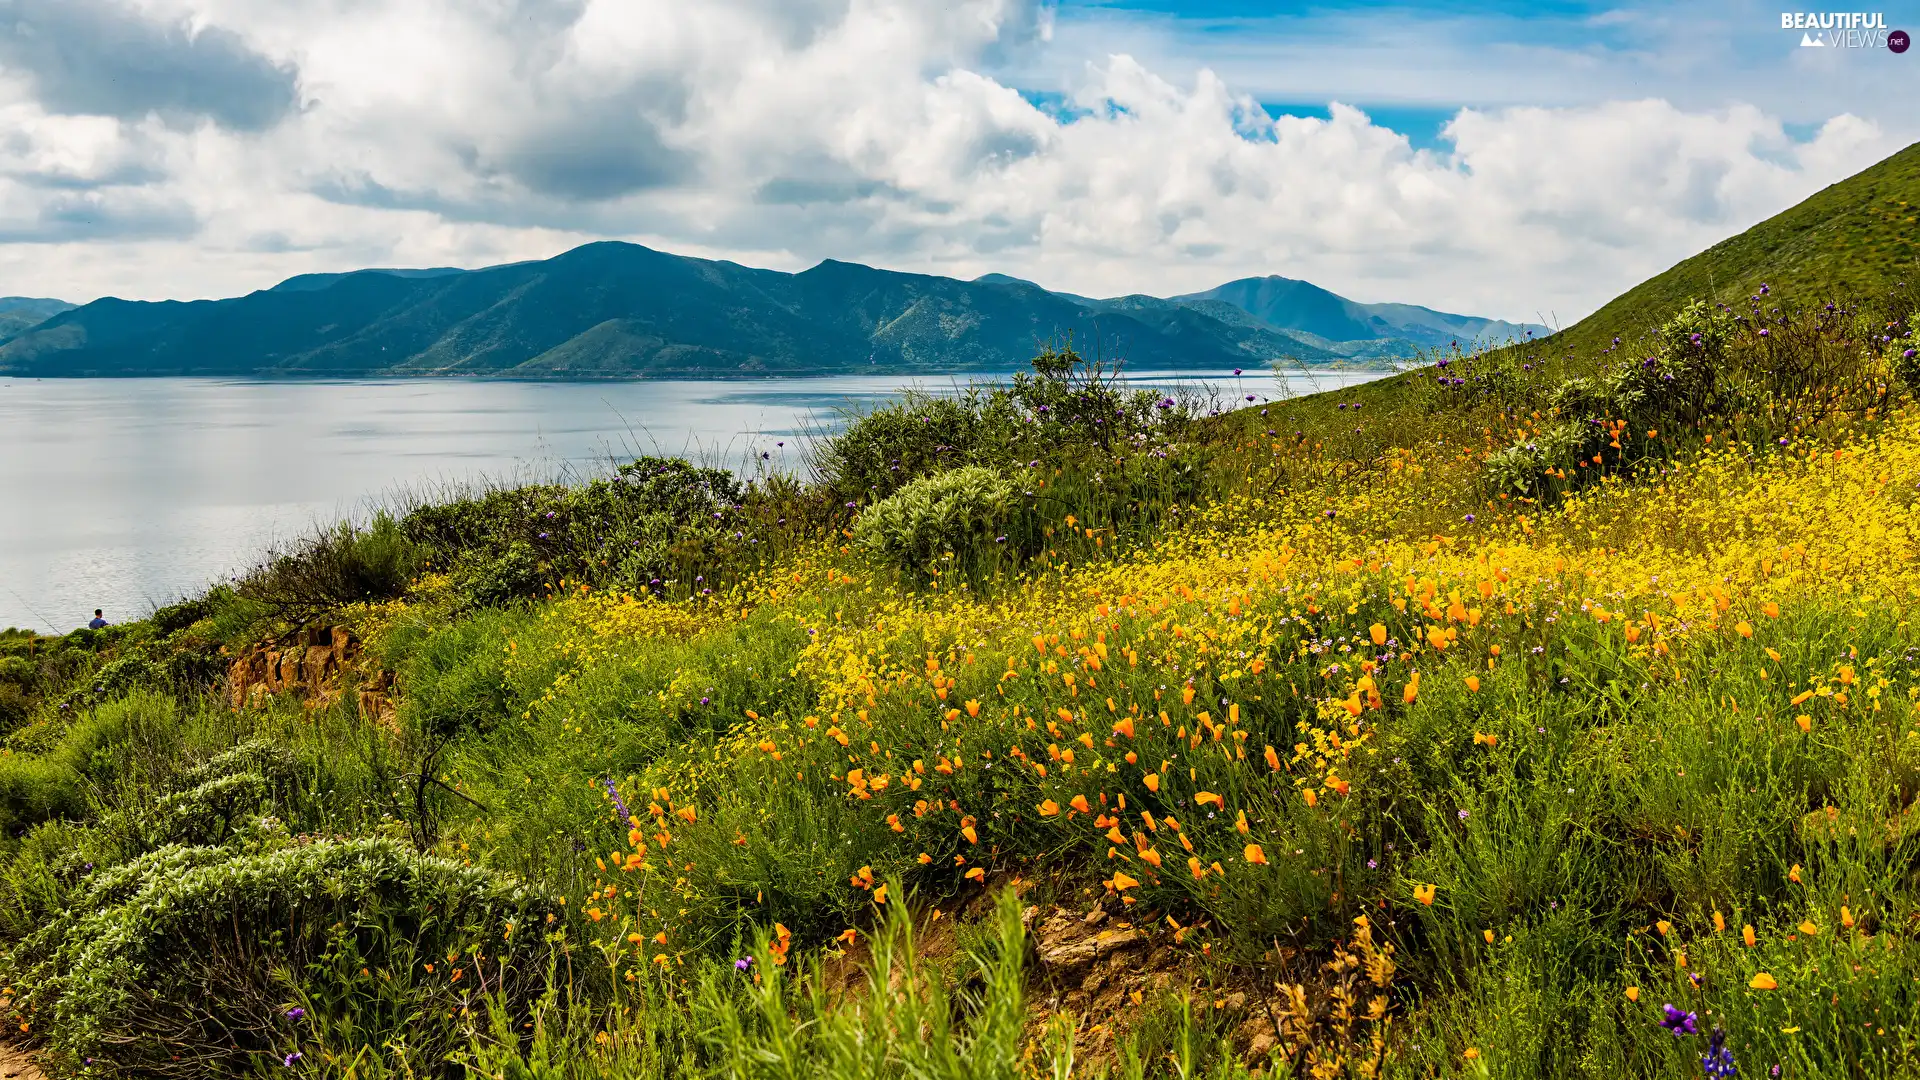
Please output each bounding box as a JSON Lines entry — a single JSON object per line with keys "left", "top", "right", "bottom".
{"left": 814, "top": 343, "right": 1194, "bottom": 505}
{"left": 7, "top": 837, "right": 550, "bottom": 1076}
{"left": 0, "top": 684, "right": 29, "bottom": 733}
{"left": 852, "top": 465, "right": 1019, "bottom": 578}
{"left": 0, "top": 655, "right": 32, "bottom": 685}
{"left": 406, "top": 456, "right": 751, "bottom": 606}
{"left": 142, "top": 742, "right": 297, "bottom": 849}
{"left": 237, "top": 512, "right": 426, "bottom": 626}
{"left": 149, "top": 588, "right": 228, "bottom": 636}
{"left": 0, "top": 756, "right": 84, "bottom": 840}
{"left": 813, "top": 388, "right": 1025, "bottom": 502}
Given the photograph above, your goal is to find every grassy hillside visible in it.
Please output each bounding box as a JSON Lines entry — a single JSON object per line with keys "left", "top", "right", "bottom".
{"left": 2, "top": 263, "right": 1917, "bottom": 1078}
{"left": 1548, "top": 140, "right": 1920, "bottom": 358}
{"left": 4, "top": 150, "right": 1920, "bottom": 1078}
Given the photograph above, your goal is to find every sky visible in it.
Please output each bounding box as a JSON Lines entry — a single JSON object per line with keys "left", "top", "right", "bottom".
{"left": 0, "top": 0, "right": 1913, "bottom": 324}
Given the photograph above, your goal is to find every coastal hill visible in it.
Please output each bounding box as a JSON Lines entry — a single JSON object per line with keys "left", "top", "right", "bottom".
{"left": 1543, "top": 139, "right": 1920, "bottom": 358}
{"left": 0, "top": 244, "right": 1540, "bottom": 378}
{"left": 0, "top": 297, "right": 74, "bottom": 342}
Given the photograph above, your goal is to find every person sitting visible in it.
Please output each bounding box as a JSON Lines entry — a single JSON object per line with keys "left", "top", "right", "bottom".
{"left": 88, "top": 609, "right": 109, "bottom": 630}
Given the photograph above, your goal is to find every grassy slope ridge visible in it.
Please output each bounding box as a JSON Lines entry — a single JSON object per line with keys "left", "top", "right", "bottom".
{"left": 1548, "top": 139, "right": 1920, "bottom": 358}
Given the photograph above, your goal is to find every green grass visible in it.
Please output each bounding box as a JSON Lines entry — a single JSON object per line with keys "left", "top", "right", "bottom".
{"left": 1546, "top": 140, "right": 1920, "bottom": 360}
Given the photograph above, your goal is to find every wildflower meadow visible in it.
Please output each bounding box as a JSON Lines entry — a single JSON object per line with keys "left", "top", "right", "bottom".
{"left": 3, "top": 281, "right": 1919, "bottom": 1079}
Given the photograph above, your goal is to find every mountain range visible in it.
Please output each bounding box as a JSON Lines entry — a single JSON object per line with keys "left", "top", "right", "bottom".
{"left": 0, "top": 297, "right": 76, "bottom": 342}
{"left": 0, "top": 247, "right": 1540, "bottom": 379}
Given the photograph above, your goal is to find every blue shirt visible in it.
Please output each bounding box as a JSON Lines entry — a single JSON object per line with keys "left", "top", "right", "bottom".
{"left": 88, "top": 617, "right": 107, "bottom": 629}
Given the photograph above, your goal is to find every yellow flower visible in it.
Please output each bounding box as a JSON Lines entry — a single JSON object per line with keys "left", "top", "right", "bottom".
{"left": 1244, "top": 844, "right": 1267, "bottom": 864}
{"left": 1625, "top": 986, "right": 1640, "bottom": 1002}
{"left": 1749, "top": 972, "right": 1778, "bottom": 990}
{"left": 1413, "top": 883, "right": 1436, "bottom": 906}
{"left": 1743, "top": 924, "right": 1757, "bottom": 947}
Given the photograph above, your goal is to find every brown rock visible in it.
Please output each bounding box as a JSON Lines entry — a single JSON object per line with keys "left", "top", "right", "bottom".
{"left": 1035, "top": 909, "right": 1143, "bottom": 975}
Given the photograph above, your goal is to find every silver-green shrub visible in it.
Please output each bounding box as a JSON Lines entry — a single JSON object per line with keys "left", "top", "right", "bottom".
{"left": 852, "top": 465, "right": 1017, "bottom": 578}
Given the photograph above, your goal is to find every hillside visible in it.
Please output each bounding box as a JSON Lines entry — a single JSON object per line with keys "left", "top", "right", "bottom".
{"left": 1547, "top": 139, "right": 1920, "bottom": 358}
{"left": 0, "top": 245, "right": 1384, "bottom": 379}
{"left": 2, "top": 271, "right": 1916, "bottom": 1076}
{"left": 0, "top": 297, "right": 74, "bottom": 344}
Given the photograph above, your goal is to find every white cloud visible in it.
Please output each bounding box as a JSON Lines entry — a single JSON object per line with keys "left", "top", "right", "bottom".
{"left": 0, "top": 0, "right": 1906, "bottom": 324}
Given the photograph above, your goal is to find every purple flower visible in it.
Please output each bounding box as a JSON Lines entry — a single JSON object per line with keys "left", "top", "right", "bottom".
{"left": 700, "top": 696, "right": 711, "bottom": 705}
{"left": 1457, "top": 809, "right": 1470, "bottom": 821}
{"left": 1233, "top": 368, "right": 1243, "bottom": 375}
{"left": 286, "top": 1007, "right": 306, "bottom": 1020}
{"left": 1464, "top": 514, "right": 1475, "bottom": 523}
{"left": 1758, "top": 328, "right": 1769, "bottom": 337}
{"left": 1905, "top": 348, "right": 1917, "bottom": 360}
{"left": 537, "top": 532, "right": 549, "bottom": 539}
{"left": 284, "top": 1052, "right": 303, "bottom": 1067}
{"left": 605, "top": 779, "right": 634, "bottom": 827}
{"left": 1701, "top": 1026, "right": 1736, "bottom": 1078}
{"left": 736, "top": 956, "right": 756, "bottom": 971}
{"left": 1659, "top": 1004, "right": 1698, "bottom": 1036}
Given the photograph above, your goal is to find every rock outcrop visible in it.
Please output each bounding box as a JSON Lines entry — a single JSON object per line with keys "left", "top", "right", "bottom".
{"left": 226, "top": 624, "right": 393, "bottom": 723}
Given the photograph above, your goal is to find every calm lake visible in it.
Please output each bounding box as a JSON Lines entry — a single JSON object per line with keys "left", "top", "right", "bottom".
{"left": 0, "top": 369, "right": 1386, "bottom": 632}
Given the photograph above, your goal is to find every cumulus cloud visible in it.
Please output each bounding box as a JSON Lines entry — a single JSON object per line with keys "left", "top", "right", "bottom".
{"left": 0, "top": 0, "right": 1907, "bottom": 321}
{"left": 0, "top": 0, "right": 299, "bottom": 130}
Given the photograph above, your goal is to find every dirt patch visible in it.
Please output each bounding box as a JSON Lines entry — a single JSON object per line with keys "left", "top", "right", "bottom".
{"left": 0, "top": 1043, "right": 46, "bottom": 1080}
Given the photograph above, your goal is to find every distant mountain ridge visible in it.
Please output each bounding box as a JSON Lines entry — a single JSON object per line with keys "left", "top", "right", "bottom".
{"left": 0, "top": 246, "right": 1540, "bottom": 379}
{"left": 0, "top": 297, "right": 77, "bottom": 343}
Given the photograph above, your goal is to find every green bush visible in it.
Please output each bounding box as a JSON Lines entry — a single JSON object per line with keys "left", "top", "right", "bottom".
{"left": 813, "top": 387, "right": 1025, "bottom": 502}
{"left": 142, "top": 741, "right": 297, "bottom": 849}
{"left": 7, "top": 837, "right": 550, "bottom": 1076}
{"left": 406, "top": 456, "right": 751, "bottom": 607}
{"left": 815, "top": 344, "right": 1194, "bottom": 506}
{"left": 0, "top": 655, "right": 32, "bottom": 685}
{"left": 237, "top": 511, "right": 426, "bottom": 625}
{"left": 0, "top": 756, "right": 84, "bottom": 841}
{"left": 852, "top": 465, "right": 1019, "bottom": 578}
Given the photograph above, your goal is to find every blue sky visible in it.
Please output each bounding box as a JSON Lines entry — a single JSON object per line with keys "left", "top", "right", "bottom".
{"left": 0, "top": 0, "right": 1912, "bottom": 320}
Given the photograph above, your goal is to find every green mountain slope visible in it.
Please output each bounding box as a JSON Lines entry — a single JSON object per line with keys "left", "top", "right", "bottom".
{"left": 0, "top": 244, "right": 1397, "bottom": 379}
{"left": 0, "top": 296, "right": 76, "bottom": 343}
{"left": 1175, "top": 276, "right": 1543, "bottom": 348}
{"left": 1552, "top": 139, "right": 1920, "bottom": 356}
